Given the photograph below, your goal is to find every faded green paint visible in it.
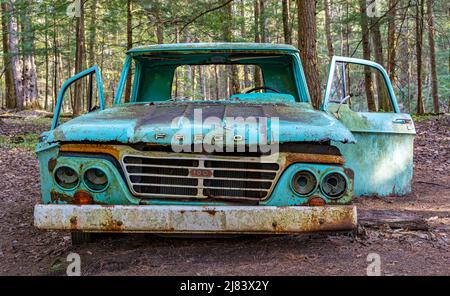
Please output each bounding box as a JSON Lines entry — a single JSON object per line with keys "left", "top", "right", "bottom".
{"left": 323, "top": 56, "right": 416, "bottom": 197}
{"left": 262, "top": 163, "right": 353, "bottom": 206}
{"left": 127, "top": 42, "right": 299, "bottom": 55}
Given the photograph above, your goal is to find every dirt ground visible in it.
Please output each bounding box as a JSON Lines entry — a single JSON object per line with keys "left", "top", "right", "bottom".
{"left": 0, "top": 113, "right": 449, "bottom": 276}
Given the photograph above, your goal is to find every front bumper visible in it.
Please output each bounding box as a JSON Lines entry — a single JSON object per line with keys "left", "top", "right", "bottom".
{"left": 34, "top": 204, "right": 357, "bottom": 234}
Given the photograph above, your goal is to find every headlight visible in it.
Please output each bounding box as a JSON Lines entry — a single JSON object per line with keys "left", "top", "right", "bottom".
{"left": 55, "top": 166, "right": 79, "bottom": 189}
{"left": 292, "top": 170, "right": 317, "bottom": 195}
{"left": 84, "top": 168, "right": 109, "bottom": 191}
{"left": 321, "top": 172, "right": 347, "bottom": 199}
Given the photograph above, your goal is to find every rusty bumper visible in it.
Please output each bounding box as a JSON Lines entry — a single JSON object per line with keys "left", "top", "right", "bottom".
{"left": 34, "top": 204, "right": 357, "bottom": 234}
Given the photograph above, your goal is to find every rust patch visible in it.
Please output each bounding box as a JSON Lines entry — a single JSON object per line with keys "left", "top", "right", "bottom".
{"left": 100, "top": 218, "right": 124, "bottom": 232}
{"left": 343, "top": 168, "right": 354, "bottom": 180}
{"left": 285, "top": 153, "right": 345, "bottom": 166}
{"left": 60, "top": 144, "right": 120, "bottom": 160}
{"left": 48, "top": 158, "right": 57, "bottom": 173}
{"left": 69, "top": 216, "right": 78, "bottom": 229}
{"left": 308, "top": 196, "right": 326, "bottom": 206}
{"left": 204, "top": 209, "right": 217, "bottom": 216}
{"left": 50, "top": 190, "right": 74, "bottom": 204}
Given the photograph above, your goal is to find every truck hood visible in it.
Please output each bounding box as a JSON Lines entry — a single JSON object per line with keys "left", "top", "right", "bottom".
{"left": 46, "top": 102, "right": 356, "bottom": 145}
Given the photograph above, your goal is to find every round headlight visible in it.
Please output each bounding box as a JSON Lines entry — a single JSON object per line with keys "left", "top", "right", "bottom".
{"left": 84, "top": 168, "right": 109, "bottom": 191}
{"left": 292, "top": 170, "right": 317, "bottom": 195}
{"left": 321, "top": 172, "right": 347, "bottom": 199}
{"left": 55, "top": 166, "right": 79, "bottom": 189}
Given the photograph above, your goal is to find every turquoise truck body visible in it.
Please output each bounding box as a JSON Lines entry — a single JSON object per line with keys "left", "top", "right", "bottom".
{"left": 34, "top": 43, "right": 415, "bottom": 236}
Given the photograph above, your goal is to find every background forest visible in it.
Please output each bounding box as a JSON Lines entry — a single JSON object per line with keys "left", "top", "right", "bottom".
{"left": 0, "top": 0, "right": 449, "bottom": 115}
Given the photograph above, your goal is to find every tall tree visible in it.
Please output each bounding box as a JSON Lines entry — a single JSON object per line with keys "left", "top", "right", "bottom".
{"left": 240, "top": 0, "right": 250, "bottom": 87}
{"left": 359, "top": 0, "right": 376, "bottom": 111}
{"left": 253, "top": 0, "right": 262, "bottom": 87}
{"left": 259, "top": 0, "right": 266, "bottom": 43}
{"left": 145, "top": 0, "right": 164, "bottom": 44}
{"left": 223, "top": 0, "right": 239, "bottom": 95}
{"left": 20, "top": 0, "right": 39, "bottom": 108}
{"left": 371, "top": 17, "right": 389, "bottom": 111}
{"left": 415, "top": 0, "right": 425, "bottom": 114}
{"left": 426, "top": 0, "right": 439, "bottom": 113}
{"left": 297, "top": 0, "right": 321, "bottom": 108}
{"left": 282, "top": 0, "right": 291, "bottom": 44}
{"left": 73, "top": 1, "right": 85, "bottom": 116}
{"left": 124, "top": 0, "right": 133, "bottom": 102}
{"left": 2, "top": 1, "right": 23, "bottom": 109}
{"left": 88, "top": 0, "right": 98, "bottom": 68}
{"left": 323, "top": 0, "right": 334, "bottom": 58}
{"left": 387, "top": 0, "right": 397, "bottom": 84}
{"left": 1, "top": 2, "right": 16, "bottom": 109}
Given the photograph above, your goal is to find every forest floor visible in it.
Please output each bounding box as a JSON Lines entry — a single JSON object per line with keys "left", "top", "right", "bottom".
{"left": 0, "top": 111, "right": 449, "bottom": 275}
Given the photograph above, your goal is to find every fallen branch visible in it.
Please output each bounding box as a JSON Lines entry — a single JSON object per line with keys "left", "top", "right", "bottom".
{"left": 358, "top": 209, "right": 429, "bottom": 231}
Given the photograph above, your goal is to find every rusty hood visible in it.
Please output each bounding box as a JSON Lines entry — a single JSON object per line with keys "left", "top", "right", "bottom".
{"left": 46, "top": 102, "right": 356, "bottom": 145}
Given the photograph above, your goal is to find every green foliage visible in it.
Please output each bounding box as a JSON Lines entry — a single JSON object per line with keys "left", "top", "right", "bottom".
{"left": 0, "top": 133, "right": 40, "bottom": 151}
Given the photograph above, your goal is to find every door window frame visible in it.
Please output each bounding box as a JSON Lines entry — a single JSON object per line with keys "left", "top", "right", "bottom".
{"left": 322, "top": 56, "right": 400, "bottom": 113}
{"left": 51, "top": 66, "right": 105, "bottom": 130}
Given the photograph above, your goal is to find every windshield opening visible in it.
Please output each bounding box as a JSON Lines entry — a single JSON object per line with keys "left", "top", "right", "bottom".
{"left": 125, "top": 52, "right": 300, "bottom": 103}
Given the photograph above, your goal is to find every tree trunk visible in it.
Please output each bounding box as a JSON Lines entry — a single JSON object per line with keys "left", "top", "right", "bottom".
{"left": 124, "top": 0, "right": 132, "bottom": 102}
{"left": 297, "top": 0, "right": 321, "bottom": 108}
{"left": 3, "top": 1, "right": 23, "bottom": 109}
{"left": 387, "top": 0, "right": 397, "bottom": 85}
{"left": 73, "top": 2, "right": 85, "bottom": 116}
{"left": 44, "top": 9, "right": 49, "bottom": 111}
{"left": 426, "top": 0, "right": 439, "bottom": 113}
{"left": 253, "top": 0, "right": 262, "bottom": 87}
{"left": 52, "top": 16, "right": 58, "bottom": 112}
{"left": 88, "top": 0, "right": 97, "bottom": 68}
{"left": 371, "top": 18, "right": 389, "bottom": 111}
{"left": 240, "top": 0, "right": 249, "bottom": 87}
{"left": 20, "top": 0, "right": 39, "bottom": 109}
{"left": 359, "top": 0, "right": 376, "bottom": 111}
{"left": 259, "top": 0, "right": 266, "bottom": 43}
{"left": 1, "top": 2, "right": 16, "bottom": 109}
{"left": 415, "top": 0, "right": 425, "bottom": 114}
{"left": 223, "top": 0, "right": 239, "bottom": 96}
{"left": 282, "top": 0, "right": 291, "bottom": 44}
{"left": 323, "top": 0, "right": 334, "bottom": 58}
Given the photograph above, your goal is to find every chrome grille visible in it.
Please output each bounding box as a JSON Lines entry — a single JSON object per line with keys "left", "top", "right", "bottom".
{"left": 121, "top": 154, "right": 281, "bottom": 201}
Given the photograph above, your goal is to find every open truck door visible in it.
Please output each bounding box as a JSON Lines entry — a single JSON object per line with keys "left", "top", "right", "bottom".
{"left": 322, "top": 56, "right": 416, "bottom": 197}
{"left": 51, "top": 66, "right": 105, "bottom": 130}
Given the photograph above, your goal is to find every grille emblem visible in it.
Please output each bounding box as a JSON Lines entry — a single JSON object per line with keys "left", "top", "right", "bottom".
{"left": 189, "top": 168, "right": 213, "bottom": 178}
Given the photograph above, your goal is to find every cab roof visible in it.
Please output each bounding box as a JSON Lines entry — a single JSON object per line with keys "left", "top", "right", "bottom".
{"left": 127, "top": 42, "right": 299, "bottom": 55}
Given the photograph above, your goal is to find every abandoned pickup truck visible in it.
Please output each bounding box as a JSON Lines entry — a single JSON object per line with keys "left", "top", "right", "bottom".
{"left": 34, "top": 43, "right": 415, "bottom": 243}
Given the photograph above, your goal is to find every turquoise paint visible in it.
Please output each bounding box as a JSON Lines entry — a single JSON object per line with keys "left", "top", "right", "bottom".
{"left": 37, "top": 148, "right": 351, "bottom": 206}
{"left": 229, "top": 93, "right": 296, "bottom": 103}
{"left": 262, "top": 163, "right": 353, "bottom": 206}
{"left": 39, "top": 152, "right": 140, "bottom": 205}
{"left": 115, "top": 51, "right": 305, "bottom": 103}
{"left": 127, "top": 42, "right": 299, "bottom": 55}
{"left": 39, "top": 43, "right": 415, "bottom": 207}
{"left": 323, "top": 57, "right": 415, "bottom": 197}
